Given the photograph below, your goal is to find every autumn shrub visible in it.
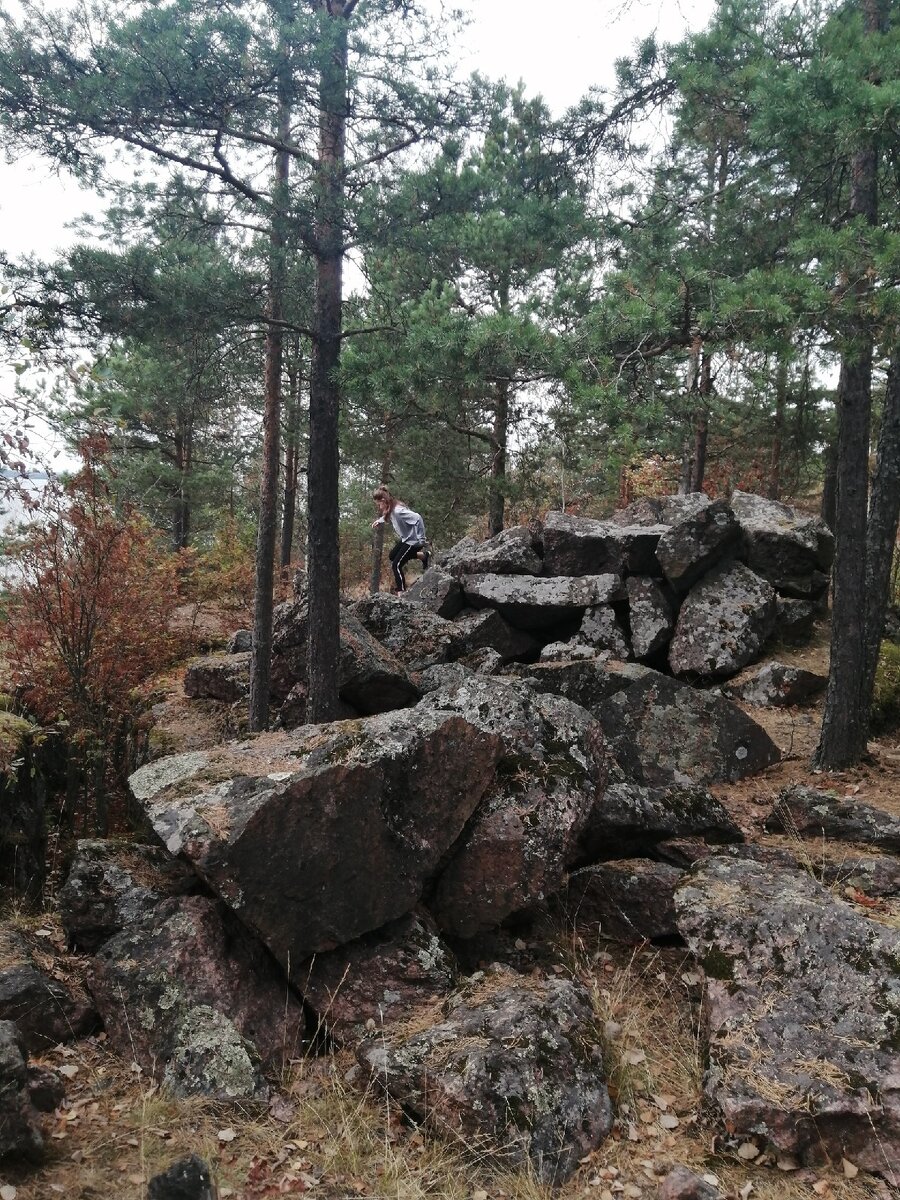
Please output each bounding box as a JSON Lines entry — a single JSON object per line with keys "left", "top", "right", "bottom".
{"left": 1, "top": 443, "right": 185, "bottom": 832}
{"left": 184, "top": 513, "right": 257, "bottom": 622}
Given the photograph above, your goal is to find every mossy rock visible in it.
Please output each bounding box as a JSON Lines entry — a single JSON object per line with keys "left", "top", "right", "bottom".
{"left": 0, "top": 711, "right": 38, "bottom": 777}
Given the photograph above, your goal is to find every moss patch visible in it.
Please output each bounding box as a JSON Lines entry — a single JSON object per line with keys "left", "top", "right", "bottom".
{"left": 871, "top": 640, "right": 900, "bottom": 734}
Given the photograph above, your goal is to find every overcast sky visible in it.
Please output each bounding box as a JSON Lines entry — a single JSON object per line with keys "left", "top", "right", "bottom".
{"left": 0, "top": 0, "right": 716, "bottom": 260}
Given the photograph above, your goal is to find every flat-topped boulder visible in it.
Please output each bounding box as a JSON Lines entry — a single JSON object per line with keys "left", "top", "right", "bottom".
{"left": 676, "top": 857, "right": 900, "bottom": 1184}
{"left": 669, "top": 561, "right": 777, "bottom": 679}
{"left": 405, "top": 565, "right": 465, "bottom": 617}
{"left": 183, "top": 652, "right": 251, "bottom": 703}
{"left": 563, "top": 858, "right": 683, "bottom": 943}
{"left": 611, "top": 493, "right": 712, "bottom": 528}
{"left": 450, "top": 607, "right": 541, "bottom": 661}
{"left": 359, "top": 971, "right": 613, "bottom": 1185}
{"left": 130, "top": 709, "right": 504, "bottom": 968}
{"left": 503, "top": 658, "right": 651, "bottom": 713}
{"left": 461, "top": 572, "right": 625, "bottom": 629}
{"left": 541, "top": 511, "right": 667, "bottom": 576}
{"left": 438, "top": 525, "right": 542, "bottom": 576}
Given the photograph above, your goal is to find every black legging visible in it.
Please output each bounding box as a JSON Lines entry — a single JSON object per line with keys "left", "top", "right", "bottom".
{"left": 389, "top": 540, "right": 423, "bottom": 591}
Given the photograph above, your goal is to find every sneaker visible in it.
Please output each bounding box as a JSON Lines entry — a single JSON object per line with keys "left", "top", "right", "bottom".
{"left": 421, "top": 548, "right": 431, "bottom": 571}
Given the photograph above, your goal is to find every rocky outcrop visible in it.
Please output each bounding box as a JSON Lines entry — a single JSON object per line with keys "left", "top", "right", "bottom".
{"left": 88, "top": 894, "right": 305, "bottom": 1100}
{"left": 359, "top": 972, "right": 613, "bottom": 1185}
{"left": 351, "top": 593, "right": 457, "bottom": 670}
{"left": 676, "top": 857, "right": 900, "bottom": 1184}
{"left": 405, "top": 564, "right": 465, "bottom": 617}
{"left": 0, "top": 964, "right": 98, "bottom": 1052}
{"left": 730, "top": 490, "right": 833, "bottom": 600}
{"left": 542, "top": 511, "right": 667, "bottom": 577}
{"left": 183, "top": 653, "right": 251, "bottom": 703}
{"left": 148, "top": 1155, "right": 216, "bottom": 1200}
{"left": 438, "top": 526, "right": 543, "bottom": 577}
{"left": 626, "top": 576, "right": 675, "bottom": 660}
{"left": 656, "top": 499, "right": 741, "bottom": 593}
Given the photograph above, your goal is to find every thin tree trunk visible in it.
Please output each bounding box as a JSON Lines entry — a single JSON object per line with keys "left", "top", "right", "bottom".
{"left": 767, "top": 356, "right": 788, "bottom": 500}
{"left": 814, "top": 0, "right": 880, "bottom": 767}
{"left": 821, "top": 435, "right": 838, "bottom": 530}
{"left": 488, "top": 377, "right": 509, "bottom": 537}
{"left": 249, "top": 37, "right": 291, "bottom": 732}
{"left": 280, "top": 344, "right": 302, "bottom": 571}
{"left": 861, "top": 347, "right": 900, "bottom": 709}
{"left": 369, "top": 443, "right": 393, "bottom": 594}
{"left": 306, "top": 0, "right": 350, "bottom": 724}
{"left": 689, "top": 352, "right": 711, "bottom": 493}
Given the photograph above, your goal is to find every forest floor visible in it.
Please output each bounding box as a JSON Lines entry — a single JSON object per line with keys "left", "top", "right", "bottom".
{"left": 2, "top": 618, "right": 900, "bottom": 1200}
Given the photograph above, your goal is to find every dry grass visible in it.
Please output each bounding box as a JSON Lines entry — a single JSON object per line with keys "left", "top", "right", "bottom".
{"left": 2, "top": 917, "right": 897, "bottom": 1200}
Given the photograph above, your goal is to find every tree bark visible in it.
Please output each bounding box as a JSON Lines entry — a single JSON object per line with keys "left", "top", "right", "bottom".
{"left": 814, "top": 0, "right": 880, "bottom": 767}
{"left": 689, "top": 351, "right": 711, "bottom": 493}
{"left": 861, "top": 347, "right": 900, "bottom": 709}
{"left": 280, "top": 341, "right": 302, "bottom": 571}
{"left": 249, "top": 28, "right": 292, "bottom": 732}
{"left": 767, "top": 356, "right": 788, "bottom": 500}
{"left": 488, "top": 377, "right": 509, "bottom": 537}
{"left": 306, "top": 0, "right": 349, "bottom": 724}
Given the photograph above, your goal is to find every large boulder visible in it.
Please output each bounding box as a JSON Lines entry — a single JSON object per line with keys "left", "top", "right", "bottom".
{"left": 541, "top": 511, "right": 666, "bottom": 577}
{"left": 766, "top": 786, "right": 900, "bottom": 852}
{"left": 503, "top": 659, "right": 651, "bottom": 713}
{"left": 730, "top": 490, "right": 834, "bottom": 599}
{"left": 461, "top": 572, "right": 625, "bottom": 630}
{"left": 351, "top": 593, "right": 456, "bottom": 670}
{"left": 88, "top": 894, "right": 305, "bottom": 1100}
{"left": 438, "top": 526, "right": 543, "bottom": 576}
{"left": 576, "top": 604, "right": 631, "bottom": 659}
{"left": 358, "top": 972, "right": 613, "bottom": 1185}
{"left": 270, "top": 597, "right": 419, "bottom": 714}
{"left": 598, "top": 668, "right": 781, "bottom": 785}
{"left": 130, "top": 709, "right": 504, "bottom": 969}
{"left": 611, "top": 493, "right": 712, "bottom": 529}
{"left": 59, "top": 839, "right": 199, "bottom": 952}
{"left": 669, "top": 561, "right": 777, "bottom": 679}
{"left": 656, "top": 499, "right": 741, "bottom": 593}
{"left": 298, "top": 910, "right": 457, "bottom": 1043}
{"left": 423, "top": 679, "right": 612, "bottom": 937}
{"left": 676, "top": 857, "right": 900, "bottom": 1184}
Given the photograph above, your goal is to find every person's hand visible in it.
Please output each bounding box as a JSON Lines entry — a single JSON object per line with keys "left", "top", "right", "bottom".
{"left": 371, "top": 518, "right": 380, "bottom": 529}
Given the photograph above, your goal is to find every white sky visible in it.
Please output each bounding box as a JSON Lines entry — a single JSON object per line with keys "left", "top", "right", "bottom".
{"left": 0, "top": 0, "right": 716, "bottom": 260}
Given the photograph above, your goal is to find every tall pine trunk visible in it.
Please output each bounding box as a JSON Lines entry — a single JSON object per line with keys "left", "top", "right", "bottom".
{"left": 861, "top": 348, "right": 900, "bottom": 709}
{"left": 767, "top": 356, "right": 788, "bottom": 500}
{"left": 280, "top": 343, "right": 302, "bottom": 571}
{"left": 249, "top": 32, "right": 291, "bottom": 731}
{"left": 306, "top": 0, "right": 350, "bottom": 724}
{"left": 814, "top": 0, "right": 881, "bottom": 767}
{"left": 488, "top": 377, "right": 509, "bottom": 537}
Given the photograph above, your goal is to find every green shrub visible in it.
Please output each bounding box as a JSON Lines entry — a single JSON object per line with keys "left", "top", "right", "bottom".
{"left": 871, "top": 640, "right": 900, "bottom": 734}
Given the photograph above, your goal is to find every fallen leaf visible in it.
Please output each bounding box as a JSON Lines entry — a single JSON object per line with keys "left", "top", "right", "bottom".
{"left": 739, "top": 1183, "right": 753, "bottom": 1200}
{"left": 737, "top": 1142, "right": 760, "bottom": 1160}
{"left": 127, "top": 1176, "right": 144, "bottom": 1186}
{"left": 812, "top": 1181, "right": 830, "bottom": 1197}
{"left": 842, "top": 1159, "right": 859, "bottom": 1179}
{"left": 472, "top": 1191, "right": 488, "bottom": 1200}
{"left": 776, "top": 1155, "right": 800, "bottom": 1171}
{"left": 701, "top": 1175, "right": 719, "bottom": 1188}
{"left": 0, "top": 1185, "right": 17, "bottom": 1200}
{"left": 218, "top": 1128, "right": 237, "bottom": 1143}
{"left": 658, "top": 1114, "right": 679, "bottom": 1130}
{"left": 35, "top": 928, "right": 54, "bottom": 938}
{"left": 58, "top": 1064, "right": 79, "bottom": 1079}
{"left": 624, "top": 1049, "right": 646, "bottom": 1066}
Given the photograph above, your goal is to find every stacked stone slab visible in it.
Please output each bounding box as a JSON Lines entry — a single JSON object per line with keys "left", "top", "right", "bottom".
{"left": 404, "top": 490, "right": 832, "bottom": 682}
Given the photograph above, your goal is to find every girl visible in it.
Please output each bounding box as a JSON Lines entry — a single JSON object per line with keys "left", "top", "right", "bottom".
{"left": 371, "top": 485, "right": 430, "bottom": 592}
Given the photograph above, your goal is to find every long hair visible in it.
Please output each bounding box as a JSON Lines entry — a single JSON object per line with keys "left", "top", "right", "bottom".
{"left": 373, "top": 485, "right": 404, "bottom": 510}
